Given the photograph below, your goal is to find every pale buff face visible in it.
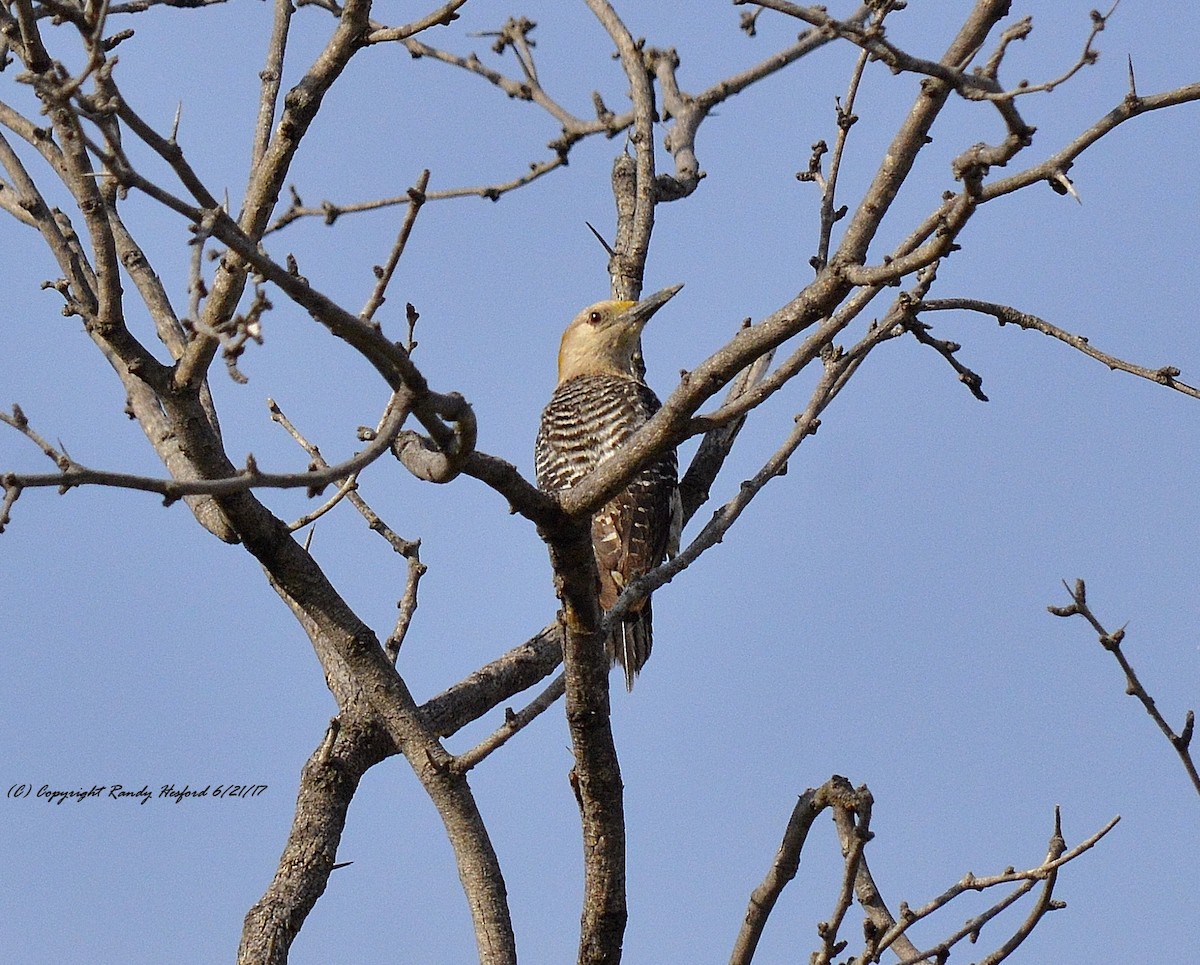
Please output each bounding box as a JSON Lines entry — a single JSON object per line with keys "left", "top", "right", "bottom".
{"left": 556, "top": 300, "right": 641, "bottom": 383}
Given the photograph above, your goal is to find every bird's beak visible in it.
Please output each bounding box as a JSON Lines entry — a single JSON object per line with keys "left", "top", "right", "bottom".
{"left": 617, "top": 283, "right": 683, "bottom": 331}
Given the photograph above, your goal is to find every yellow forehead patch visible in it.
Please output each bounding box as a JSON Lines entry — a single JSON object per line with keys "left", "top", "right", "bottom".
{"left": 576, "top": 300, "right": 635, "bottom": 323}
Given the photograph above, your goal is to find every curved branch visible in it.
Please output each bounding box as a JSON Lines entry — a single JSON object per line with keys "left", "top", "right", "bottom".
{"left": 918, "top": 298, "right": 1200, "bottom": 400}
{"left": 392, "top": 391, "right": 478, "bottom": 483}
{"left": 730, "top": 776, "right": 869, "bottom": 965}
{"left": 366, "top": 0, "right": 470, "bottom": 45}
{"left": 650, "top": 7, "right": 872, "bottom": 203}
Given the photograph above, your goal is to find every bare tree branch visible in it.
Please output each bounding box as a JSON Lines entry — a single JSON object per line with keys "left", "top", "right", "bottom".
{"left": 648, "top": 4, "right": 872, "bottom": 203}
{"left": 452, "top": 673, "right": 566, "bottom": 774}
{"left": 0, "top": 393, "right": 409, "bottom": 505}
{"left": 361, "top": 169, "right": 430, "bottom": 322}
{"left": 272, "top": 6, "right": 868, "bottom": 228}
{"left": 888, "top": 810, "right": 1117, "bottom": 964}
{"left": 606, "top": 307, "right": 897, "bottom": 633}
{"left": 732, "top": 775, "right": 1116, "bottom": 965}
{"left": 266, "top": 394, "right": 428, "bottom": 660}
{"left": 982, "top": 81, "right": 1200, "bottom": 203}
{"left": 3, "top": 4, "right": 1195, "bottom": 962}
{"left": 1050, "top": 579, "right": 1200, "bottom": 798}
{"left": 731, "top": 775, "right": 871, "bottom": 965}
{"left": 587, "top": 0, "right": 656, "bottom": 304}
{"left": 918, "top": 298, "right": 1200, "bottom": 400}
{"left": 816, "top": 783, "right": 875, "bottom": 965}
{"left": 174, "top": 0, "right": 374, "bottom": 391}
{"left": 744, "top": 0, "right": 1109, "bottom": 104}
{"left": 365, "top": 0, "right": 469, "bottom": 45}
{"left": 251, "top": 0, "right": 294, "bottom": 170}
{"left": 268, "top": 153, "right": 573, "bottom": 229}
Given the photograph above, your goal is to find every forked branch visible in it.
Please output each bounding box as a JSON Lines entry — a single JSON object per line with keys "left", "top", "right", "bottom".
{"left": 732, "top": 777, "right": 1118, "bottom": 965}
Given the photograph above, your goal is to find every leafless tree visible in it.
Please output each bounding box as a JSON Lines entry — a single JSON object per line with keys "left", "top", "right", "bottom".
{"left": 1, "top": 1, "right": 1196, "bottom": 963}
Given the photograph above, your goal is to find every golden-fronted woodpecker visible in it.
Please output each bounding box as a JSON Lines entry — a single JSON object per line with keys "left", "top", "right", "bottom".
{"left": 535, "top": 285, "right": 683, "bottom": 690}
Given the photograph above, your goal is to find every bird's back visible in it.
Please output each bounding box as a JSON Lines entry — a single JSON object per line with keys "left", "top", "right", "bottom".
{"left": 535, "top": 373, "right": 679, "bottom": 688}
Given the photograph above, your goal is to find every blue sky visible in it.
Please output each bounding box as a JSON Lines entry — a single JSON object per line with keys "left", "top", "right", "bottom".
{"left": 2, "top": 2, "right": 1198, "bottom": 963}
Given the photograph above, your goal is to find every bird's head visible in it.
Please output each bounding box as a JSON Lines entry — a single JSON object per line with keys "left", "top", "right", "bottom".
{"left": 557, "top": 284, "right": 683, "bottom": 384}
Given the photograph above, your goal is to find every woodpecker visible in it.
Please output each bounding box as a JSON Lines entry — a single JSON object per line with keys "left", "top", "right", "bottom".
{"left": 535, "top": 285, "right": 683, "bottom": 690}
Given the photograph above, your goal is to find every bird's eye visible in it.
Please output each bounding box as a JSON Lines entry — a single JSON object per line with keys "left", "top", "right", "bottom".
{"left": 588, "top": 310, "right": 603, "bottom": 324}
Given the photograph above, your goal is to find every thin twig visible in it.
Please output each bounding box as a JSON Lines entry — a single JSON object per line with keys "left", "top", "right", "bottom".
{"left": 812, "top": 26, "right": 871, "bottom": 270}
{"left": 1049, "top": 579, "right": 1200, "bottom": 797}
{"left": 361, "top": 169, "right": 430, "bottom": 322}
{"left": 976, "top": 809, "right": 1067, "bottom": 965}
{"left": 268, "top": 155, "right": 570, "bottom": 230}
{"left": 286, "top": 474, "right": 359, "bottom": 532}
{"left": 268, "top": 396, "right": 417, "bottom": 554}
{"left": 982, "top": 82, "right": 1200, "bottom": 203}
{"left": 365, "top": 0, "right": 470, "bottom": 45}
{"left": 268, "top": 396, "right": 426, "bottom": 662}
{"left": 252, "top": 0, "right": 294, "bottom": 169}
{"left": 273, "top": 8, "right": 866, "bottom": 229}
{"left": 385, "top": 549, "right": 427, "bottom": 663}
{"left": 452, "top": 672, "right": 566, "bottom": 774}
{"left": 889, "top": 811, "right": 1115, "bottom": 964}
{"left": 745, "top": 0, "right": 1107, "bottom": 105}
{"left": 902, "top": 302, "right": 990, "bottom": 402}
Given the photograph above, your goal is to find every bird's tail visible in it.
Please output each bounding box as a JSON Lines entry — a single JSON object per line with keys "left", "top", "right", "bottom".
{"left": 609, "top": 600, "right": 653, "bottom": 691}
